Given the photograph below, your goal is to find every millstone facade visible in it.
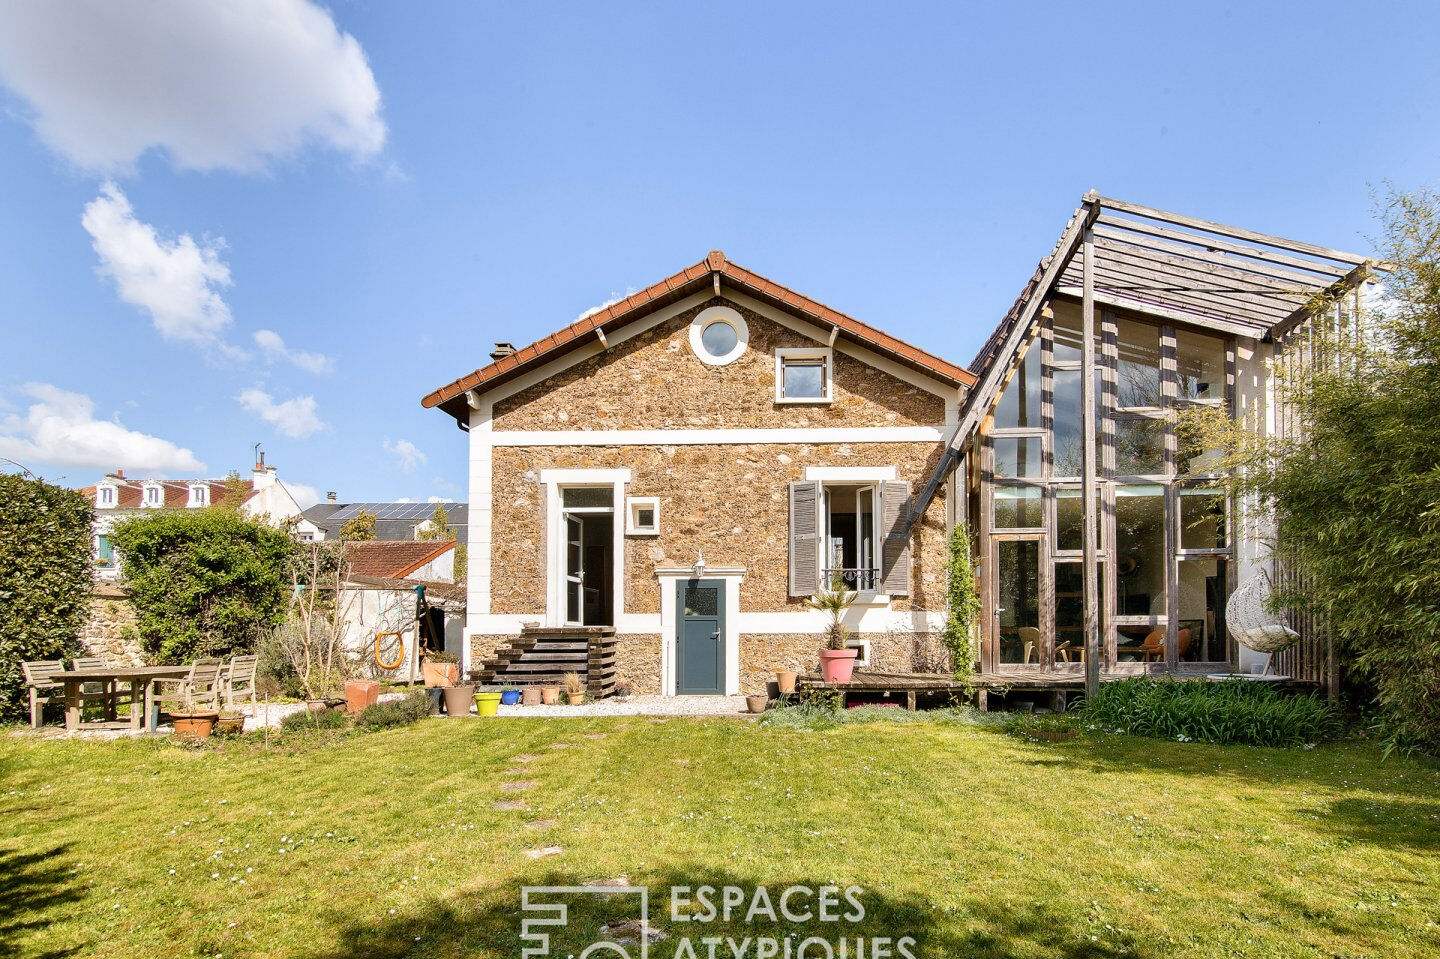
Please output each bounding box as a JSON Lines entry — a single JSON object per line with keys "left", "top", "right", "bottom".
{"left": 425, "top": 251, "right": 972, "bottom": 697}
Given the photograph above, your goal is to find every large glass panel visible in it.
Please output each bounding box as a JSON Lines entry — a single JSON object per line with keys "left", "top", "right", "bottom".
{"left": 1054, "top": 561, "right": 1105, "bottom": 665}
{"left": 993, "top": 437, "right": 1041, "bottom": 478}
{"left": 1179, "top": 559, "right": 1229, "bottom": 662}
{"left": 996, "top": 539, "right": 1041, "bottom": 665}
{"left": 1176, "top": 329, "right": 1226, "bottom": 402}
{"left": 1115, "top": 416, "right": 1166, "bottom": 474}
{"left": 1051, "top": 302, "right": 1092, "bottom": 365}
{"left": 563, "top": 486, "right": 612, "bottom": 509}
{"left": 1116, "top": 317, "right": 1162, "bottom": 409}
{"left": 782, "top": 358, "right": 826, "bottom": 399}
{"left": 1056, "top": 488, "right": 1083, "bottom": 552}
{"left": 1050, "top": 369, "right": 1102, "bottom": 478}
{"left": 1180, "top": 488, "right": 1227, "bottom": 550}
{"left": 993, "top": 342, "right": 1041, "bottom": 429}
{"left": 1176, "top": 418, "right": 1224, "bottom": 477}
{"left": 1114, "top": 486, "right": 1166, "bottom": 618}
{"left": 994, "top": 486, "right": 1043, "bottom": 529}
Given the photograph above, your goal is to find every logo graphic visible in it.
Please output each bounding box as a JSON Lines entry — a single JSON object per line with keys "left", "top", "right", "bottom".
{"left": 521, "top": 885, "right": 651, "bottom": 959}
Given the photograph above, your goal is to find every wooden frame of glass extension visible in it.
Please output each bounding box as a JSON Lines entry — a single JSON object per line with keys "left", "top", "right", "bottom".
{"left": 974, "top": 296, "right": 1237, "bottom": 674}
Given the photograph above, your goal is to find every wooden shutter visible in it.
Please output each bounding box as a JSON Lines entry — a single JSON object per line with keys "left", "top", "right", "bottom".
{"left": 881, "top": 480, "right": 912, "bottom": 596}
{"left": 788, "top": 481, "right": 821, "bottom": 597}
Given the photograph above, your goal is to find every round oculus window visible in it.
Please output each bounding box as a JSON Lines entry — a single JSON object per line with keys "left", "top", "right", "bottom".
{"left": 689, "top": 306, "right": 749, "bottom": 365}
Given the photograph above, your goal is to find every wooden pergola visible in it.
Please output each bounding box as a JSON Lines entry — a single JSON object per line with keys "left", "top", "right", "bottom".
{"left": 915, "top": 193, "right": 1380, "bottom": 696}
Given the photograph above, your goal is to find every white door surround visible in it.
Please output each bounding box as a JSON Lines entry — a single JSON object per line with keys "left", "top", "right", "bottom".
{"left": 656, "top": 566, "right": 743, "bottom": 696}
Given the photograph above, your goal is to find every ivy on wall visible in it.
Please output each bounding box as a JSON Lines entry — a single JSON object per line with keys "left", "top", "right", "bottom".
{"left": 0, "top": 473, "right": 93, "bottom": 721}
{"left": 942, "top": 523, "right": 981, "bottom": 683}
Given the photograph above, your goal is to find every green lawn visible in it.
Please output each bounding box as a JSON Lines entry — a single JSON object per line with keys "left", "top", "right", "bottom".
{"left": 2, "top": 718, "right": 1437, "bottom": 958}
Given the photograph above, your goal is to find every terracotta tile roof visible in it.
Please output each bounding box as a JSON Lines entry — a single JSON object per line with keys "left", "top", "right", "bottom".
{"left": 422, "top": 250, "right": 974, "bottom": 420}
{"left": 78, "top": 477, "right": 254, "bottom": 509}
{"left": 343, "top": 540, "right": 456, "bottom": 579}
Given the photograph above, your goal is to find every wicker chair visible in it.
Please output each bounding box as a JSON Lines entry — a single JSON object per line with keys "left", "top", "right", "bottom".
{"left": 152, "top": 658, "right": 225, "bottom": 716}
{"left": 224, "top": 655, "right": 259, "bottom": 709}
{"left": 1226, "top": 572, "right": 1300, "bottom": 656}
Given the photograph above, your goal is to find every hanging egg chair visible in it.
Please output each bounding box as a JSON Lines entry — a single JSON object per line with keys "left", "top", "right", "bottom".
{"left": 1226, "top": 570, "right": 1300, "bottom": 661}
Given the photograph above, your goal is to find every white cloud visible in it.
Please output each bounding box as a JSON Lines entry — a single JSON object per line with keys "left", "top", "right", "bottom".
{"left": 0, "top": 0, "right": 385, "bottom": 173}
{"left": 82, "top": 182, "right": 236, "bottom": 348}
{"left": 254, "top": 329, "right": 334, "bottom": 374}
{"left": 576, "top": 287, "right": 638, "bottom": 322}
{"left": 281, "top": 480, "right": 321, "bottom": 510}
{"left": 383, "top": 439, "right": 426, "bottom": 473}
{"left": 426, "top": 495, "right": 446, "bottom": 503}
{"left": 0, "top": 383, "right": 204, "bottom": 475}
{"left": 238, "top": 388, "right": 325, "bottom": 439}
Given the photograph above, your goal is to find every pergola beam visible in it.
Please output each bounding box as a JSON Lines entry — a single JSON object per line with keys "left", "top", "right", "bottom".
{"left": 1094, "top": 213, "right": 1354, "bottom": 280}
{"left": 1053, "top": 287, "right": 1268, "bottom": 339}
{"left": 1093, "top": 232, "right": 1336, "bottom": 297}
{"left": 1268, "top": 261, "right": 1376, "bottom": 340}
{"left": 1074, "top": 255, "right": 1296, "bottom": 323}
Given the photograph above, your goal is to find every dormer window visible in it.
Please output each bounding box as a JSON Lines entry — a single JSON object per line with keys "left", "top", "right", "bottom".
{"left": 187, "top": 483, "right": 210, "bottom": 508}
{"left": 96, "top": 485, "right": 117, "bottom": 508}
{"left": 142, "top": 483, "right": 163, "bottom": 507}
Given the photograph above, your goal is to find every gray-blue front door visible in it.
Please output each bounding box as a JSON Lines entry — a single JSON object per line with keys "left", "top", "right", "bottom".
{"left": 676, "top": 579, "right": 725, "bottom": 695}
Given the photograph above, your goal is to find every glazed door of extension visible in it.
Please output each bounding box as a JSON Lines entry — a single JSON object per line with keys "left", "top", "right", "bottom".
{"left": 675, "top": 579, "right": 725, "bottom": 695}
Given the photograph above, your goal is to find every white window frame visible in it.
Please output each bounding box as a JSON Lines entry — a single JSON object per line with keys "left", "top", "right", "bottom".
{"left": 96, "top": 484, "right": 117, "bottom": 508}
{"left": 540, "top": 468, "right": 631, "bottom": 628}
{"left": 774, "top": 347, "right": 833, "bottom": 404}
{"left": 142, "top": 482, "right": 163, "bottom": 507}
{"left": 845, "top": 637, "right": 872, "bottom": 667}
{"left": 689, "top": 305, "right": 749, "bottom": 366}
{"left": 625, "top": 496, "right": 661, "bottom": 536}
{"left": 187, "top": 483, "right": 210, "bottom": 508}
{"left": 819, "top": 481, "right": 884, "bottom": 598}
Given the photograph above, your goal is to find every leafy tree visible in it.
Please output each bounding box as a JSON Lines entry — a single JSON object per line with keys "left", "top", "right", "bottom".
{"left": 338, "top": 509, "right": 377, "bottom": 541}
{"left": 0, "top": 472, "right": 92, "bottom": 721}
{"left": 1185, "top": 187, "right": 1440, "bottom": 756}
{"left": 417, "top": 503, "right": 466, "bottom": 581}
{"left": 110, "top": 508, "right": 298, "bottom": 662}
{"left": 215, "top": 471, "right": 252, "bottom": 511}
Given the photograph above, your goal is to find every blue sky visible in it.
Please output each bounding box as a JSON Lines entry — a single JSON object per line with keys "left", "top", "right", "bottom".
{"left": 1, "top": 1, "right": 1436, "bottom": 505}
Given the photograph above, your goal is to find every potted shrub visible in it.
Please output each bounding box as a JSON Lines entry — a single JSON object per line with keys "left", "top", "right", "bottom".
{"left": 809, "top": 589, "right": 859, "bottom": 684}
{"left": 441, "top": 683, "right": 475, "bottom": 716}
{"left": 474, "top": 686, "right": 503, "bottom": 717}
{"left": 562, "top": 672, "right": 586, "bottom": 705}
{"left": 521, "top": 686, "right": 542, "bottom": 706}
{"left": 540, "top": 686, "right": 561, "bottom": 706}
{"left": 500, "top": 685, "right": 521, "bottom": 706}
{"left": 215, "top": 708, "right": 245, "bottom": 735}
{"left": 421, "top": 651, "right": 461, "bottom": 688}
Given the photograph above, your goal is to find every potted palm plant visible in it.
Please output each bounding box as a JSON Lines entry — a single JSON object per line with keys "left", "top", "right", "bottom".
{"left": 809, "top": 589, "right": 859, "bottom": 684}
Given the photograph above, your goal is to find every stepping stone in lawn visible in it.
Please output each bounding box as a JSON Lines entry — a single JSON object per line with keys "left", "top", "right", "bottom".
{"left": 583, "top": 733, "right": 608, "bottom": 739}
{"left": 501, "top": 781, "right": 537, "bottom": 792}
{"left": 524, "top": 819, "right": 558, "bottom": 831}
{"left": 524, "top": 846, "right": 563, "bottom": 860}
{"left": 492, "top": 801, "right": 529, "bottom": 811}
{"left": 512, "top": 754, "right": 538, "bottom": 763}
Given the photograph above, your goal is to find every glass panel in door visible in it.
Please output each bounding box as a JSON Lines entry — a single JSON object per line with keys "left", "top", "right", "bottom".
{"left": 996, "top": 539, "right": 1041, "bottom": 665}
{"left": 565, "top": 515, "right": 583, "bottom": 625}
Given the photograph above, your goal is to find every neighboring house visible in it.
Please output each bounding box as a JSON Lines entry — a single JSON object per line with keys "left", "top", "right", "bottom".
{"left": 337, "top": 539, "right": 465, "bottom": 678}
{"left": 925, "top": 193, "right": 1378, "bottom": 689}
{"left": 423, "top": 250, "right": 974, "bottom": 694}
{"left": 298, "top": 500, "right": 467, "bottom": 542}
{"left": 78, "top": 452, "right": 312, "bottom": 579}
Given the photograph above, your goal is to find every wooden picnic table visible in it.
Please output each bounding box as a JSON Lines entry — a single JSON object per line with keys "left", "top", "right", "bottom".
{"left": 39, "top": 666, "right": 192, "bottom": 733}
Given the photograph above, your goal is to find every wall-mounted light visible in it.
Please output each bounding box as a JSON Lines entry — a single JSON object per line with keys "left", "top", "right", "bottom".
{"left": 692, "top": 550, "right": 706, "bottom": 580}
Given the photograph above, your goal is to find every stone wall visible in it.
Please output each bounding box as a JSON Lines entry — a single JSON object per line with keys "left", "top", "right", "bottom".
{"left": 493, "top": 298, "right": 949, "bottom": 431}
{"left": 81, "top": 584, "right": 145, "bottom": 664}
{"left": 739, "top": 632, "right": 948, "bottom": 695}
{"left": 490, "top": 442, "right": 949, "bottom": 617}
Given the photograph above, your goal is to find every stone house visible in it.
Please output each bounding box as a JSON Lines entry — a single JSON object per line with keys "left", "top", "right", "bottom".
{"left": 423, "top": 250, "right": 973, "bottom": 695}
{"left": 77, "top": 452, "right": 315, "bottom": 579}
{"left": 423, "top": 198, "right": 1379, "bottom": 698}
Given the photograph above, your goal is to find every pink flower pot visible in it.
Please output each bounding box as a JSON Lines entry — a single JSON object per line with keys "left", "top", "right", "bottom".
{"left": 819, "top": 648, "right": 859, "bottom": 684}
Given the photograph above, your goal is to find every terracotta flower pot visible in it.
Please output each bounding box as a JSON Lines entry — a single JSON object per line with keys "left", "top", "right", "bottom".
{"left": 521, "top": 687, "right": 542, "bottom": 706}
{"left": 541, "top": 687, "right": 560, "bottom": 705}
{"left": 746, "top": 695, "right": 768, "bottom": 714}
{"left": 774, "top": 670, "right": 797, "bottom": 694}
{"left": 215, "top": 715, "right": 244, "bottom": 735}
{"left": 422, "top": 660, "right": 460, "bottom": 688}
{"left": 566, "top": 691, "right": 585, "bottom": 706}
{"left": 345, "top": 679, "right": 380, "bottom": 715}
{"left": 442, "top": 684, "right": 475, "bottom": 716}
{"left": 818, "top": 648, "right": 859, "bottom": 684}
{"left": 171, "top": 711, "right": 218, "bottom": 740}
